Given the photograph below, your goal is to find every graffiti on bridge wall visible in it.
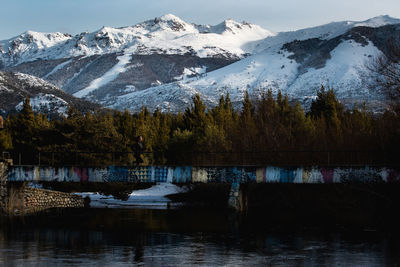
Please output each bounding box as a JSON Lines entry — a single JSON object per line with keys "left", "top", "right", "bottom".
{"left": 7, "top": 166, "right": 400, "bottom": 183}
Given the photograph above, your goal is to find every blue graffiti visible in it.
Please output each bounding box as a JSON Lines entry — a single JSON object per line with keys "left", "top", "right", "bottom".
{"left": 173, "top": 167, "right": 192, "bottom": 183}
{"left": 6, "top": 165, "right": 400, "bottom": 184}
{"left": 279, "top": 168, "right": 296, "bottom": 183}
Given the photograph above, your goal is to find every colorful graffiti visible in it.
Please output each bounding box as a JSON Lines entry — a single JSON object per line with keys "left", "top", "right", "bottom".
{"left": 6, "top": 166, "right": 400, "bottom": 184}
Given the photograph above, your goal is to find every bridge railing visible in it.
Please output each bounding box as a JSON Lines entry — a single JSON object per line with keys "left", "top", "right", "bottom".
{"left": 2, "top": 150, "right": 398, "bottom": 167}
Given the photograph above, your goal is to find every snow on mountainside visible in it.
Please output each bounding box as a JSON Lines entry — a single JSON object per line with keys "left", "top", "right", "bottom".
{"left": 0, "top": 14, "right": 272, "bottom": 66}
{"left": 112, "top": 15, "right": 400, "bottom": 112}
{"left": 1, "top": 14, "right": 399, "bottom": 113}
{"left": 0, "top": 71, "right": 100, "bottom": 117}
{"left": 0, "top": 14, "right": 272, "bottom": 105}
{"left": 0, "top": 31, "right": 72, "bottom": 67}
{"left": 15, "top": 93, "right": 69, "bottom": 116}
{"left": 253, "top": 15, "right": 400, "bottom": 54}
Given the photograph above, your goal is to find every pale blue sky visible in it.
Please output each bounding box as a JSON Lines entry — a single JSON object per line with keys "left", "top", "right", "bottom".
{"left": 1, "top": 0, "right": 400, "bottom": 40}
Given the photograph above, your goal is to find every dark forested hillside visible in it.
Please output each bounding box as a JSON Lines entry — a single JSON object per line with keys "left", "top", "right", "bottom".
{"left": 1, "top": 87, "right": 399, "bottom": 166}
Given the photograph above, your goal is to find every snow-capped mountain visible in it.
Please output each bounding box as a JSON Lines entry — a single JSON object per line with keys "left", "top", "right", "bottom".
{"left": 1, "top": 14, "right": 399, "bottom": 112}
{"left": 0, "top": 71, "right": 100, "bottom": 117}
{"left": 0, "top": 14, "right": 271, "bottom": 65}
{"left": 0, "top": 14, "right": 272, "bottom": 104}
{"left": 110, "top": 15, "right": 400, "bottom": 112}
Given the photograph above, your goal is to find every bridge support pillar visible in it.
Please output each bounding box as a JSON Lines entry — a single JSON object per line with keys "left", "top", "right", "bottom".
{"left": 1, "top": 161, "right": 85, "bottom": 215}
{"left": 228, "top": 181, "right": 248, "bottom": 212}
{"left": 0, "top": 161, "right": 8, "bottom": 214}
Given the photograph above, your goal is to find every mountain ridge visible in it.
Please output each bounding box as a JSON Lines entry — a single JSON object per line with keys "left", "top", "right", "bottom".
{"left": 0, "top": 71, "right": 100, "bottom": 117}
{"left": 1, "top": 14, "right": 399, "bottom": 113}
{"left": 0, "top": 14, "right": 272, "bottom": 66}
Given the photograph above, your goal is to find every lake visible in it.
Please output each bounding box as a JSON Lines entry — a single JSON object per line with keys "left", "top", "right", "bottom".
{"left": 1, "top": 207, "right": 400, "bottom": 266}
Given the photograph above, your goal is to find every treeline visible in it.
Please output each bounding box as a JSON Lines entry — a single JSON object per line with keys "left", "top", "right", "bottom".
{"left": 1, "top": 86, "right": 399, "bottom": 166}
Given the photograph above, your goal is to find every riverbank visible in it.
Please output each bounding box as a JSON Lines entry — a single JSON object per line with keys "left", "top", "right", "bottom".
{"left": 167, "top": 183, "right": 400, "bottom": 228}
{"left": 3, "top": 181, "right": 400, "bottom": 229}
{"left": 75, "top": 183, "right": 187, "bottom": 209}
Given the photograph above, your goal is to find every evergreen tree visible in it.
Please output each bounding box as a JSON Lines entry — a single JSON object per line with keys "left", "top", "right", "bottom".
{"left": 310, "top": 86, "right": 343, "bottom": 122}
{"left": 309, "top": 86, "right": 343, "bottom": 146}
{"left": 184, "top": 94, "right": 208, "bottom": 132}
{"left": 8, "top": 97, "right": 37, "bottom": 152}
{"left": 2, "top": 90, "right": 399, "bottom": 166}
{"left": 0, "top": 116, "right": 13, "bottom": 151}
{"left": 238, "top": 91, "right": 257, "bottom": 157}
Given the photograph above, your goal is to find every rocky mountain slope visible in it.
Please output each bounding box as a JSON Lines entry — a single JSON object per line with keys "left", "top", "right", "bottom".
{"left": 1, "top": 14, "right": 399, "bottom": 113}
{"left": 0, "top": 71, "right": 100, "bottom": 117}
{"left": 0, "top": 14, "right": 271, "bottom": 105}
{"left": 110, "top": 16, "right": 400, "bottom": 112}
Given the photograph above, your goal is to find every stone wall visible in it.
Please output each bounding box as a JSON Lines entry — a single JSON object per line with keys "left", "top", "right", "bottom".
{"left": 6, "top": 185, "right": 84, "bottom": 215}
{"left": 0, "top": 162, "right": 8, "bottom": 213}
{"left": 21, "top": 187, "right": 84, "bottom": 214}
{"left": 1, "top": 161, "right": 84, "bottom": 215}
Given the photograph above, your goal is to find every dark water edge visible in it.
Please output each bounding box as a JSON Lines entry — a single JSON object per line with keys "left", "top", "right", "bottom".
{"left": 169, "top": 183, "right": 400, "bottom": 228}
{"left": 3, "top": 183, "right": 400, "bottom": 266}
{"left": 2, "top": 207, "right": 400, "bottom": 266}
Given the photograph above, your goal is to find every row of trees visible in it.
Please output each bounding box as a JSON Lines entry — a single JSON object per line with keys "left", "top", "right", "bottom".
{"left": 1, "top": 86, "right": 399, "bottom": 166}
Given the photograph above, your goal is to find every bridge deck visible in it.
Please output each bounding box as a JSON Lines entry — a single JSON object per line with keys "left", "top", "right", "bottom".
{"left": 7, "top": 165, "right": 400, "bottom": 183}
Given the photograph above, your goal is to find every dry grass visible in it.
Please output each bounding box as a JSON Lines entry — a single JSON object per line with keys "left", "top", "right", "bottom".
{"left": 6, "top": 185, "right": 25, "bottom": 215}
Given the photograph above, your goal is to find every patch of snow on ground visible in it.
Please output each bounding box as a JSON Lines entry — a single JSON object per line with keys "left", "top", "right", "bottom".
{"left": 174, "top": 66, "right": 207, "bottom": 80}
{"left": 27, "top": 182, "right": 43, "bottom": 189}
{"left": 43, "top": 59, "right": 72, "bottom": 79}
{"left": 73, "top": 52, "right": 132, "bottom": 97}
{"left": 16, "top": 93, "right": 69, "bottom": 116}
{"left": 124, "top": 85, "right": 136, "bottom": 93}
{"left": 286, "top": 40, "right": 381, "bottom": 98}
{"left": 76, "top": 183, "right": 187, "bottom": 209}
{"left": 15, "top": 72, "right": 60, "bottom": 89}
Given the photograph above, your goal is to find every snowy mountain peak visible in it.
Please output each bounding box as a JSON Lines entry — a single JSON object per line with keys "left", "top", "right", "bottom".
{"left": 253, "top": 15, "right": 400, "bottom": 54}
{"left": 2, "top": 31, "right": 71, "bottom": 54}
{"left": 158, "top": 13, "right": 186, "bottom": 23}
{"left": 0, "top": 14, "right": 273, "bottom": 67}
{"left": 354, "top": 15, "right": 400, "bottom": 28}
{"left": 222, "top": 19, "right": 249, "bottom": 31}
{"left": 8, "top": 31, "right": 71, "bottom": 47}
{"left": 149, "top": 14, "right": 196, "bottom": 32}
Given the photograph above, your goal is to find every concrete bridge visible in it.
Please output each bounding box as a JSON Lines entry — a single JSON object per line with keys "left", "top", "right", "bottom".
{"left": 2, "top": 162, "right": 400, "bottom": 215}
{"left": 6, "top": 165, "right": 400, "bottom": 183}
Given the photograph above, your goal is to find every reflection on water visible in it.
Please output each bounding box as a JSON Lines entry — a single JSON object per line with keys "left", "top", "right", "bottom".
{"left": 1, "top": 208, "right": 400, "bottom": 266}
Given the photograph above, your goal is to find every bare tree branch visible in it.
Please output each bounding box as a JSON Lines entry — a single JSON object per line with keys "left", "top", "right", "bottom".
{"left": 365, "top": 38, "right": 400, "bottom": 113}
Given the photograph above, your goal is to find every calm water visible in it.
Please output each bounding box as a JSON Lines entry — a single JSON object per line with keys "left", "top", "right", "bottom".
{"left": 1, "top": 208, "right": 400, "bottom": 266}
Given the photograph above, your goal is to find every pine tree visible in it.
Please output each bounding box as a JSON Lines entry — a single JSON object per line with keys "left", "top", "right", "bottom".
{"left": 310, "top": 86, "right": 343, "bottom": 122}
{"left": 309, "top": 86, "right": 343, "bottom": 147}
{"left": 182, "top": 94, "right": 211, "bottom": 153}
{"left": 9, "top": 97, "right": 36, "bottom": 152}
{"left": 238, "top": 91, "right": 257, "bottom": 159}
{"left": 0, "top": 116, "right": 13, "bottom": 151}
